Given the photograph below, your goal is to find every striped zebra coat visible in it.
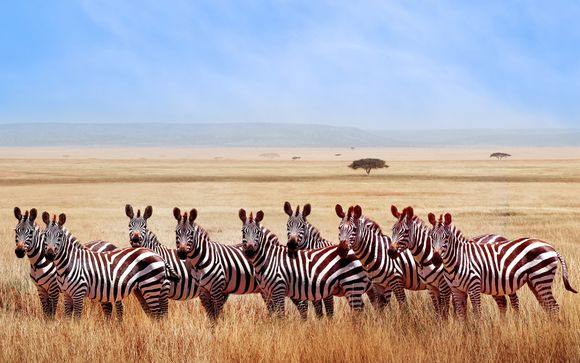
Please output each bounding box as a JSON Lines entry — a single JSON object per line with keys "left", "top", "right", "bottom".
{"left": 336, "top": 204, "right": 432, "bottom": 311}
{"left": 429, "top": 212, "right": 577, "bottom": 318}
{"left": 173, "top": 207, "right": 262, "bottom": 320}
{"left": 126, "top": 205, "right": 200, "bottom": 303}
{"left": 41, "top": 212, "right": 175, "bottom": 319}
{"left": 389, "top": 206, "right": 519, "bottom": 317}
{"left": 240, "top": 209, "right": 370, "bottom": 318}
{"left": 14, "top": 207, "right": 120, "bottom": 319}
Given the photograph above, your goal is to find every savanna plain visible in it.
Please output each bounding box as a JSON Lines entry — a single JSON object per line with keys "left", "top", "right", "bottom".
{"left": 1, "top": 147, "right": 579, "bottom": 363}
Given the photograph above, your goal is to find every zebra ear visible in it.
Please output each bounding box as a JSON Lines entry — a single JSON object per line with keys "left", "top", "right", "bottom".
{"left": 335, "top": 204, "right": 345, "bottom": 218}
{"left": 391, "top": 205, "right": 401, "bottom": 219}
{"left": 255, "top": 210, "right": 264, "bottom": 223}
{"left": 125, "top": 204, "right": 134, "bottom": 219}
{"left": 58, "top": 213, "right": 66, "bottom": 226}
{"left": 302, "top": 204, "right": 311, "bottom": 218}
{"left": 143, "top": 206, "right": 153, "bottom": 220}
{"left": 42, "top": 211, "right": 51, "bottom": 226}
{"left": 353, "top": 205, "right": 362, "bottom": 219}
{"left": 284, "top": 201, "right": 293, "bottom": 217}
{"left": 173, "top": 207, "right": 181, "bottom": 221}
{"left": 444, "top": 213, "right": 452, "bottom": 225}
{"left": 347, "top": 206, "right": 354, "bottom": 219}
{"left": 29, "top": 208, "right": 37, "bottom": 222}
{"left": 14, "top": 207, "right": 22, "bottom": 220}
{"left": 189, "top": 209, "right": 197, "bottom": 223}
{"left": 428, "top": 213, "right": 436, "bottom": 226}
{"left": 239, "top": 209, "right": 247, "bottom": 223}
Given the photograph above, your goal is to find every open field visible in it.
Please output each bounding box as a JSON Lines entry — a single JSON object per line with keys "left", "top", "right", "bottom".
{"left": 1, "top": 147, "right": 579, "bottom": 362}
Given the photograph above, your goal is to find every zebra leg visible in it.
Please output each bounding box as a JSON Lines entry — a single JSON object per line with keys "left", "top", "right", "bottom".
{"left": 345, "top": 289, "right": 365, "bottom": 313}
{"left": 312, "top": 300, "right": 323, "bottom": 319}
{"left": 366, "top": 285, "right": 388, "bottom": 312}
{"left": 115, "top": 301, "right": 124, "bottom": 322}
{"left": 63, "top": 294, "right": 74, "bottom": 318}
{"left": 272, "top": 292, "right": 286, "bottom": 318}
{"left": 210, "top": 285, "right": 227, "bottom": 320}
{"left": 392, "top": 280, "right": 408, "bottom": 311}
{"left": 158, "top": 280, "right": 171, "bottom": 319}
{"left": 101, "top": 302, "right": 113, "bottom": 320}
{"left": 451, "top": 288, "right": 468, "bottom": 320}
{"left": 323, "top": 296, "right": 335, "bottom": 318}
{"left": 528, "top": 279, "right": 560, "bottom": 314}
{"left": 426, "top": 286, "right": 441, "bottom": 317}
{"left": 133, "top": 289, "right": 152, "bottom": 318}
{"left": 438, "top": 281, "right": 452, "bottom": 319}
{"left": 467, "top": 286, "right": 482, "bottom": 318}
{"left": 36, "top": 286, "right": 52, "bottom": 319}
{"left": 291, "top": 299, "right": 308, "bottom": 320}
{"left": 72, "top": 293, "right": 85, "bottom": 319}
{"left": 492, "top": 295, "right": 508, "bottom": 317}
{"left": 48, "top": 283, "right": 60, "bottom": 318}
{"left": 199, "top": 290, "right": 216, "bottom": 318}
{"left": 508, "top": 293, "right": 520, "bottom": 313}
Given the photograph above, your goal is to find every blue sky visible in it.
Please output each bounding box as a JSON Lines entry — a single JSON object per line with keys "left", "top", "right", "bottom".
{"left": 1, "top": 1, "right": 579, "bottom": 129}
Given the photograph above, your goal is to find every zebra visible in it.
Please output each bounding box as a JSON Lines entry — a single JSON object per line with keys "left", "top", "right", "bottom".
{"left": 240, "top": 208, "right": 370, "bottom": 318}
{"left": 335, "top": 204, "right": 435, "bottom": 312}
{"left": 389, "top": 205, "right": 519, "bottom": 317}
{"left": 428, "top": 211, "right": 577, "bottom": 318}
{"left": 125, "top": 204, "right": 200, "bottom": 315}
{"left": 173, "top": 207, "right": 266, "bottom": 321}
{"left": 13, "top": 207, "right": 121, "bottom": 319}
{"left": 284, "top": 201, "right": 390, "bottom": 317}
{"left": 41, "top": 212, "right": 176, "bottom": 320}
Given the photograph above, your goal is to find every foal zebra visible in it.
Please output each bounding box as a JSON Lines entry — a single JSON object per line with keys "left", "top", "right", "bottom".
{"left": 389, "top": 206, "right": 519, "bottom": 317}
{"left": 240, "top": 209, "right": 370, "bottom": 318}
{"left": 126, "top": 205, "right": 200, "bottom": 313}
{"left": 14, "top": 207, "right": 120, "bottom": 318}
{"left": 173, "top": 207, "right": 262, "bottom": 320}
{"left": 336, "top": 204, "right": 434, "bottom": 312}
{"left": 429, "top": 212, "right": 577, "bottom": 318}
{"left": 42, "top": 212, "right": 176, "bottom": 319}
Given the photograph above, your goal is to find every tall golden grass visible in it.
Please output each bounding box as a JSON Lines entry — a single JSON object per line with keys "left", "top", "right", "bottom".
{"left": 1, "top": 151, "right": 579, "bottom": 362}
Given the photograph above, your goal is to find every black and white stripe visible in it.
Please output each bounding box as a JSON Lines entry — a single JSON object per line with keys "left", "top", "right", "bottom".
{"left": 240, "top": 209, "right": 370, "bottom": 318}
{"left": 173, "top": 207, "right": 261, "bottom": 320}
{"left": 429, "top": 212, "right": 577, "bottom": 318}
{"left": 41, "top": 212, "right": 175, "bottom": 320}
{"left": 336, "top": 204, "right": 434, "bottom": 312}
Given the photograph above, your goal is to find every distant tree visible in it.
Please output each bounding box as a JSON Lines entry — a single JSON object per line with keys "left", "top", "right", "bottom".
{"left": 350, "top": 146, "right": 356, "bottom": 150}
{"left": 334, "top": 153, "right": 341, "bottom": 157}
{"left": 291, "top": 156, "right": 301, "bottom": 160}
{"left": 490, "top": 152, "right": 511, "bottom": 160}
{"left": 348, "top": 158, "right": 389, "bottom": 175}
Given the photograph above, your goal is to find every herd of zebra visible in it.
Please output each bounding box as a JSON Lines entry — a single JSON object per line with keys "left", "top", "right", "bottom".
{"left": 12, "top": 202, "right": 577, "bottom": 322}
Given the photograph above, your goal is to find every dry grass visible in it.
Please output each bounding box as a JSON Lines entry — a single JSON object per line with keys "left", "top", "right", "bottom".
{"left": 1, "top": 149, "right": 579, "bottom": 362}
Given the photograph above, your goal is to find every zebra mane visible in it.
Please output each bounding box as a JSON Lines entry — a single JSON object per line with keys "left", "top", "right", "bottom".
{"left": 62, "top": 227, "right": 84, "bottom": 249}
{"left": 360, "top": 215, "right": 384, "bottom": 235}
{"left": 260, "top": 225, "right": 281, "bottom": 247}
{"left": 449, "top": 224, "right": 467, "bottom": 243}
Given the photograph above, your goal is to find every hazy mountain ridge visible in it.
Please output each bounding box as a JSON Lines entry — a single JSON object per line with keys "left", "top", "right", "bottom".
{"left": 0, "top": 123, "right": 578, "bottom": 147}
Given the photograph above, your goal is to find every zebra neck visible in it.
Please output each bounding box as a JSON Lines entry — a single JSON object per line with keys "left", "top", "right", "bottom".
{"left": 188, "top": 228, "right": 211, "bottom": 266}
{"left": 53, "top": 234, "right": 83, "bottom": 274}
{"left": 26, "top": 226, "right": 46, "bottom": 267}
{"left": 304, "top": 225, "right": 330, "bottom": 249}
{"left": 441, "top": 227, "right": 468, "bottom": 272}
{"left": 144, "top": 230, "right": 163, "bottom": 252}
{"left": 251, "top": 242, "right": 281, "bottom": 276}
{"left": 352, "top": 228, "right": 387, "bottom": 267}
{"left": 411, "top": 222, "right": 434, "bottom": 266}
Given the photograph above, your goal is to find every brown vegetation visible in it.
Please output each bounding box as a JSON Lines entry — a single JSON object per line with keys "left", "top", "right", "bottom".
{"left": 0, "top": 150, "right": 579, "bottom": 362}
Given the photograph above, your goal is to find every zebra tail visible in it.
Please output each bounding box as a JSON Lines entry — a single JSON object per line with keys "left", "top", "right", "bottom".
{"left": 557, "top": 252, "right": 577, "bottom": 293}
{"left": 165, "top": 263, "right": 180, "bottom": 282}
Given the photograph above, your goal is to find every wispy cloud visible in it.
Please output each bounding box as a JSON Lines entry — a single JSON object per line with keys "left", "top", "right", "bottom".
{"left": 0, "top": 1, "right": 579, "bottom": 128}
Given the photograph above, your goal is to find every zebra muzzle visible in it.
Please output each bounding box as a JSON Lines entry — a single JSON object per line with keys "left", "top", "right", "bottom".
{"left": 15, "top": 247, "right": 26, "bottom": 258}
{"left": 45, "top": 249, "right": 56, "bottom": 262}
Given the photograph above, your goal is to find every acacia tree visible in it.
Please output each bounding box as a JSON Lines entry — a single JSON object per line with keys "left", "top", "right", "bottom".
{"left": 348, "top": 158, "right": 389, "bottom": 175}
{"left": 490, "top": 152, "right": 511, "bottom": 160}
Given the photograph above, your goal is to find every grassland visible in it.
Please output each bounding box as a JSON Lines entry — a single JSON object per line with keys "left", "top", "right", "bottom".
{"left": 1, "top": 148, "right": 579, "bottom": 362}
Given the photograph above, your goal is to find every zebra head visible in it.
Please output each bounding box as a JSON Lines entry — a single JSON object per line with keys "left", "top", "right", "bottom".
{"left": 428, "top": 212, "right": 452, "bottom": 267}
{"left": 125, "top": 204, "right": 153, "bottom": 248}
{"left": 41, "top": 212, "right": 67, "bottom": 262}
{"left": 173, "top": 207, "right": 197, "bottom": 260}
{"left": 335, "top": 204, "right": 361, "bottom": 254}
{"left": 13, "top": 207, "right": 39, "bottom": 258}
{"left": 388, "top": 205, "right": 414, "bottom": 258}
{"left": 283, "top": 201, "right": 311, "bottom": 253}
{"left": 239, "top": 209, "right": 264, "bottom": 259}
